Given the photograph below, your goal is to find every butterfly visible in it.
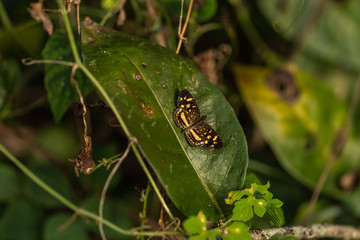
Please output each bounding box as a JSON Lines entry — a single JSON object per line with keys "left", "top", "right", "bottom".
{"left": 173, "top": 89, "right": 223, "bottom": 150}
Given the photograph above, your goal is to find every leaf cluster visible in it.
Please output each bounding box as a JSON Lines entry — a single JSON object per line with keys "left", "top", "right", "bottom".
{"left": 183, "top": 211, "right": 252, "bottom": 240}
{"left": 226, "top": 182, "right": 284, "bottom": 227}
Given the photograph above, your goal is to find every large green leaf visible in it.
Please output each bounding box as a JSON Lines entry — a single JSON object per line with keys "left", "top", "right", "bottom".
{"left": 233, "top": 64, "right": 360, "bottom": 196}
{"left": 81, "top": 19, "right": 248, "bottom": 221}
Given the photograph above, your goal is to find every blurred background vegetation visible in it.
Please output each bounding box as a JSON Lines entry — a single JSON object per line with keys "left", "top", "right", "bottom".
{"left": 1, "top": 0, "right": 360, "bottom": 239}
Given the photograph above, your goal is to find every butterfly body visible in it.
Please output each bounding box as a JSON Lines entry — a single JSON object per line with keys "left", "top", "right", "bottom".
{"left": 173, "top": 90, "right": 223, "bottom": 150}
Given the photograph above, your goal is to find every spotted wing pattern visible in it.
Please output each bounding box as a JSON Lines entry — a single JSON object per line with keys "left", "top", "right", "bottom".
{"left": 173, "top": 89, "right": 223, "bottom": 150}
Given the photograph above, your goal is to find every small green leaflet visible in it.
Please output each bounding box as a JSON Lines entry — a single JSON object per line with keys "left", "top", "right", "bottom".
{"left": 225, "top": 182, "right": 284, "bottom": 227}
{"left": 183, "top": 211, "right": 252, "bottom": 240}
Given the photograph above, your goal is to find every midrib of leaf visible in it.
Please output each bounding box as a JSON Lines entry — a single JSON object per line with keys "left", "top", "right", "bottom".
{"left": 114, "top": 46, "right": 224, "bottom": 218}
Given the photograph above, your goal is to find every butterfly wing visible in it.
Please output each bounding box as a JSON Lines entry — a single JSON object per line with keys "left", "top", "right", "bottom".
{"left": 185, "top": 122, "right": 223, "bottom": 150}
{"left": 174, "top": 89, "right": 223, "bottom": 150}
{"left": 176, "top": 89, "right": 201, "bottom": 123}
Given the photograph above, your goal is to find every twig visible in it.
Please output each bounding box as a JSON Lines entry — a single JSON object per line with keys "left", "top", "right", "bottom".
{"left": 305, "top": 74, "right": 360, "bottom": 222}
{"left": 57, "top": 212, "right": 79, "bottom": 232}
{"left": 21, "top": 57, "right": 75, "bottom": 67}
{"left": 75, "top": 1, "right": 81, "bottom": 49}
{"left": 99, "top": 138, "right": 134, "bottom": 240}
{"left": 178, "top": 0, "right": 184, "bottom": 37}
{"left": 250, "top": 223, "right": 360, "bottom": 240}
{"left": 140, "top": 183, "right": 151, "bottom": 240}
{"left": 176, "top": 0, "right": 194, "bottom": 54}
{"left": 70, "top": 65, "right": 88, "bottom": 140}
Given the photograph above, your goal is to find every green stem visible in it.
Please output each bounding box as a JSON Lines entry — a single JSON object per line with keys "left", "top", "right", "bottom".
{"left": 100, "top": 12, "right": 112, "bottom": 26}
{"left": 0, "top": 144, "right": 181, "bottom": 237}
{"left": 91, "top": 153, "right": 123, "bottom": 172}
{"left": 56, "top": 0, "right": 174, "bottom": 221}
{"left": 140, "top": 183, "right": 151, "bottom": 240}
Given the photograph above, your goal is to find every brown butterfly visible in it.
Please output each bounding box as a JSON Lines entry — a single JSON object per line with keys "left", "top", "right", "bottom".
{"left": 173, "top": 89, "right": 222, "bottom": 150}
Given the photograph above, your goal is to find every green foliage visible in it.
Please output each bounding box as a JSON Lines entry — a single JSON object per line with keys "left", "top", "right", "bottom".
{"left": 226, "top": 182, "right": 284, "bottom": 227}
{"left": 25, "top": 163, "right": 73, "bottom": 207}
{"left": 36, "top": 124, "right": 79, "bottom": 160}
{"left": 0, "top": 200, "right": 42, "bottom": 240}
{"left": 42, "top": 29, "right": 93, "bottom": 123}
{"left": 101, "top": 0, "right": 122, "bottom": 12}
{"left": 233, "top": 65, "right": 352, "bottom": 196}
{"left": 183, "top": 211, "right": 252, "bottom": 240}
{"left": 197, "top": 0, "right": 218, "bottom": 22}
{"left": 0, "top": 164, "right": 19, "bottom": 201}
{"left": 81, "top": 196, "right": 133, "bottom": 239}
{"left": 183, "top": 211, "right": 207, "bottom": 234}
{"left": 3, "top": 0, "right": 360, "bottom": 239}
{"left": 81, "top": 19, "right": 248, "bottom": 221}
{"left": 0, "top": 20, "right": 45, "bottom": 57}
{"left": 43, "top": 214, "right": 87, "bottom": 240}
{"left": 0, "top": 58, "right": 21, "bottom": 117}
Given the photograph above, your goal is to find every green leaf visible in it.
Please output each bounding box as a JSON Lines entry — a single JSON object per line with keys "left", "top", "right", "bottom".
{"left": 224, "top": 222, "right": 252, "bottom": 240}
{"left": 81, "top": 18, "right": 248, "bottom": 221}
{"left": 265, "top": 205, "right": 285, "bottom": 227}
{"left": 197, "top": 0, "right": 218, "bottom": 22}
{"left": 25, "top": 163, "right": 72, "bottom": 207}
{"left": 233, "top": 65, "right": 349, "bottom": 195}
{"left": 101, "top": 0, "right": 121, "bottom": 12}
{"left": 43, "top": 213, "right": 87, "bottom": 240}
{"left": 225, "top": 182, "right": 269, "bottom": 205}
{"left": 0, "top": 163, "right": 19, "bottom": 201}
{"left": 252, "top": 182, "right": 270, "bottom": 195}
{"left": 184, "top": 214, "right": 251, "bottom": 240}
{"left": 190, "top": 230, "right": 219, "bottom": 240}
{"left": 243, "top": 172, "right": 261, "bottom": 188}
{"left": 0, "top": 20, "right": 45, "bottom": 57}
{"left": 42, "top": 29, "right": 93, "bottom": 123}
{"left": 226, "top": 182, "right": 283, "bottom": 225}
{"left": 253, "top": 199, "right": 267, "bottom": 217}
{"left": 344, "top": 186, "right": 360, "bottom": 217}
{"left": 0, "top": 200, "right": 42, "bottom": 240}
{"left": 37, "top": 125, "right": 79, "bottom": 160}
{"left": 299, "top": 1, "right": 360, "bottom": 72}
{"left": 232, "top": 198, "right": 254, "bottom": 222}
{"left": 81, "top": 196, "right": 132, "bottom": 238}
{"left": 257, "top": 0, "right": 316, "bottom": 40}
{"left": 0, "top": 58, "right": 21, "bottom": 116}
{"left": 183, "top": 211, "right": 207, "bottom": 234}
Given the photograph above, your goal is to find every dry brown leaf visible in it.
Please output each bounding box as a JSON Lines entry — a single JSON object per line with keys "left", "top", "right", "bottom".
{"left": 116, "top": 0, "right": 127, "bottom": 26}
{"left": 27, "top": 0, "right": 53, "bottom": 35}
